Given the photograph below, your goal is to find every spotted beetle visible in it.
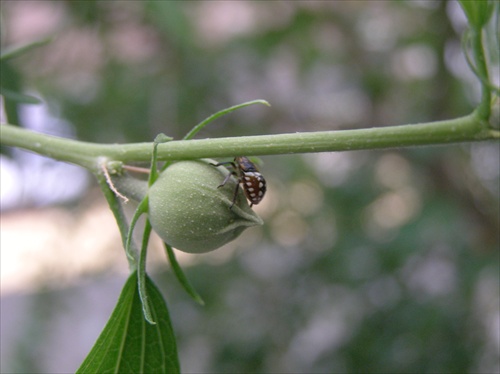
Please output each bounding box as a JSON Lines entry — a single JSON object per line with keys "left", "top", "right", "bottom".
{"left": 214, "top": 156, "right": 267, "bottom": 208}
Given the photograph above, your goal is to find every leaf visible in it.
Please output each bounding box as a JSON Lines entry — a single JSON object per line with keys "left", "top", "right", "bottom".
{"left": 182, "top": 99, "right": 271, "bottom": 140}
{"left": 137, "top": 219, "right": 155, "bottom": 324}
{"left": 459, "top": 0, "right": 495, "bottom": 29}
{"left": 164, "top": 243, "right": 205, "bottom": 305}
{"left": 0, "top": 87, "right": 41, "bottom": 104}
{"left": 151, "top": 134, "right": 171, "bottom": 184}
{"left": 0, "top": 38, "right": 51, "bottom": 61}
{"left": 125, "top": 196, "right": 148, "bottom": 263}
{"left": 76, "top": 271, "right": 180, "bottom": 374}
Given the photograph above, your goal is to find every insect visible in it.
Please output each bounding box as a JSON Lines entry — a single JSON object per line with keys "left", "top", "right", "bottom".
{"left": 214, "top": 156, "right": 267, "bottom": 208}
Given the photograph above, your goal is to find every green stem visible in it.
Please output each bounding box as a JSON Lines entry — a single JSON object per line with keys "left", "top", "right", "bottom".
{"left": 1, "top": 113, "right": 497, "bottom": 168}
{"left": 95, "top": 169, "right": 138, "bottom": 271}
{"left": 470, "top": 28, "right": 492, "bottom": 119}
{"left": 1, "top": 125, "right": 104, "bottom": 170}
{"left": 138, "top": 219, "right": 155, "bottom": 324}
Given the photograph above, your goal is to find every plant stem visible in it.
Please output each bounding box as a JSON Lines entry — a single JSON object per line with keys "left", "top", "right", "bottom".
{"left": 96, "top": 169, "right": 138, "bottom": 271}
{"left": 0, "top": 113, "right": 497, "bottom": 168}
{"left": 470, "top": 28, "right": 492, "bottom": 119}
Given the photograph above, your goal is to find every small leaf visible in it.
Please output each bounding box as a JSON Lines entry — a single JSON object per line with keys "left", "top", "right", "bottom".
{"left": 182, "top": 99, "right": 270, "bottom": 140}
{"left": 459, "top": 0, "right": 495, "bottom": 29}
{"left": 154, "top": 133, "right": 173, "bottom": 144}
{"left": 137, "top": 219, "right": 155, "bottom": 324}
{"left": 150, "top": 135, "right": 168, "bottom": 185}
{"left": 76, "top": 271, "right": 180, "bottom": 374}
{"left": 0, "top": 38, "right": 52, "bottom": 61}
{"left": 0, "top": 87, "right": 41, "bottom": 104}
{"left": 125, "top": 196, "right": 149, "bottom": 263}
{"left": 165, "top": 243, "right": 205, "bottom": 305}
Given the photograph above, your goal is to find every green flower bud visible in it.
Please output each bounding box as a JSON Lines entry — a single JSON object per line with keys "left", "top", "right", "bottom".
{"left": 148, "top": 159, "right": 263, "bottom": 254}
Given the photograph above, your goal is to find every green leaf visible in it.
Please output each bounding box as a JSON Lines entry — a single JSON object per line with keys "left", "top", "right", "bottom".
{"left": 459, "top": 0, "right": 495, "bottom": 29}
{"left": 76, "top": 271, "right": 180, "bottom": 374}
{"left": 137, "top": 219, "right": 155, "bottom": 324}
{"left": 164, "top": 243, "right": 205, "bottom": 305}
{"left": 182, "top": 99, "right": 270, "bottom": 140}
{"left": 0, "top": 38, "right": 52, "bottom": 61}
{"left": 0, "top": 87, "right": 41, "bottom": 104}
{"left": 150, "top": 134, "right": 171, "bottom": 185}
{"left": 125, "top": 196, "right": 149, "bottom": 263}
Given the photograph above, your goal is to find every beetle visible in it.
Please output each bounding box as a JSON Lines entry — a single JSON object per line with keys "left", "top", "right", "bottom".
{"left": 213, "top": 156, "right": 267, "bottom": 208}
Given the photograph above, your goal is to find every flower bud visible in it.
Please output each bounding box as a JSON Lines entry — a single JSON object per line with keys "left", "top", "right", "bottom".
{"left": 148, "top": 159, "right": 263, "bottom": 254}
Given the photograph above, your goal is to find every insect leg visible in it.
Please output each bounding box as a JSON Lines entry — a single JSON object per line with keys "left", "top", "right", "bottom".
{"left": 212, "top": 161, "right": 237, "bottom": 188}
{"left": 217, "top": 171, "right": 236, "bottom": 188}
{"left": 230, "top": 182, "right": 241, "bottom": 209}
{"left": 211, "top": 160, "right": 241, "bottom": 208}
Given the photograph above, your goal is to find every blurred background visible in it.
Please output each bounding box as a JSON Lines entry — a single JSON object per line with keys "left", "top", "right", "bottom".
{"left": 1, "top": 1, "right": 499, "bottom": 373}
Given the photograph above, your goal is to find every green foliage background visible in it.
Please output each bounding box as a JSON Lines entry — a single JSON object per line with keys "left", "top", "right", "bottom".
{"left": 1, "top": 1, "right": 498, "bottom": 373}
